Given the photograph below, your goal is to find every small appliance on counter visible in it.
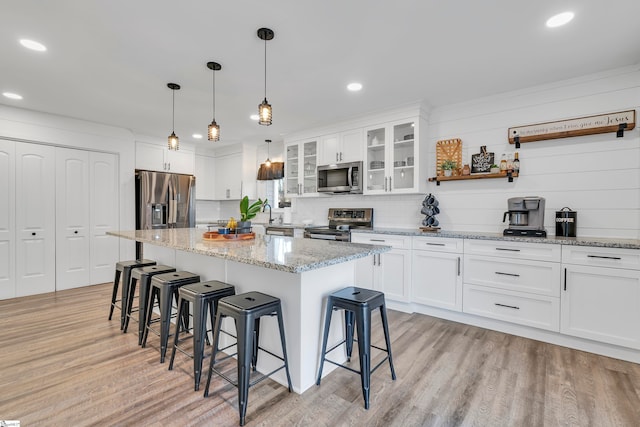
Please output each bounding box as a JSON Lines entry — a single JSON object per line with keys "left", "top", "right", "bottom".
{"left": 555, "top": 207, "right": 577, "bottom": 237}
{"left": 503, "top": 196, "right": 546, "bottom": 237}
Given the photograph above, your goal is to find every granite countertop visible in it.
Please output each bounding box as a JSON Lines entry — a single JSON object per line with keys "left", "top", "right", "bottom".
{"left": 107, "top": 228, "right": 389, "bottom": 273}
{"left": 351, "top": 228, "right": 640, "bottom": 250}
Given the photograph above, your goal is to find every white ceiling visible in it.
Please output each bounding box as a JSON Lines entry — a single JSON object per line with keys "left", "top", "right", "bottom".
{"left": 2, "top": 1, "right": 640, "bottom": 148}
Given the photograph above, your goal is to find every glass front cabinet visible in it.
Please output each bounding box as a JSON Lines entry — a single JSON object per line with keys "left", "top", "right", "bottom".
{"left": 364, "top": 118, "right": 423, "bottom": 194}
{"left": 285, "top": 139, "right": 318, "bottom": 197}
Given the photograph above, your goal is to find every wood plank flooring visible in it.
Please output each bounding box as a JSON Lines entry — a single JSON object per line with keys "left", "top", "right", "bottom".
{"left": 1, "top": 283, "right": 640, "bottom": 426}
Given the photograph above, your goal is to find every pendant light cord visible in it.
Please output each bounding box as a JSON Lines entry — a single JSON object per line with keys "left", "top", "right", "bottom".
{"left": 264, "top": 38, "right": 267, "bottom": 98}
{"left": 212, "top": 68, "right": 216, "bottom": 119}
{"left": 172, "top": 89, "right": 175, "bottom": 132}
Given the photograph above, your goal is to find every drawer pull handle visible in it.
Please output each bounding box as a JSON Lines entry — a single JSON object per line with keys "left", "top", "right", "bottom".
{"left": 587, "top": 255, "right": 622, "bottom": 260}
{"left": 496, "top": 248, "right": 520, "bottom": 252}
{"left": 495, "top": 271, "right": 520, "bottom": 277}
{"left": 426, "top": 242, "right": 445, "bottom": 246}
{"left": 370, "top": 239, "right": 386, "bottom": 242}
{"left": 495, "top": 303, "right": 520, "bottom": 310}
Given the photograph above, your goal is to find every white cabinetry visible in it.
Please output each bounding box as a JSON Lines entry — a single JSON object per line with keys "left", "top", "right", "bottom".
{"left": 463, "top": 240, "right": 561, "bottom": 332}
{"left": 195, "top": 154, "right": 216, "bottom": 200}
{"left": 285, "top": 139, "right": 318, "bottom": 197}
{"left": 561, "top": 246, "right": 640, "bottom": 350}
{"left": 135, "top": 141, "right": 194, "bottom": 174}
{"left": 319, "top": 129, "right": 363, "bottom": 165}
{"left": 15, "top": 142, "right": 56, "bottom": 297}
{"left": 412, "top": 236, "right": 463, "bottom": 311}
{"left": 364, "top": 118, "right": 426, "bottom": 194}
{"left": 352, "top": 233, "right": 411, "bottom": 302}
{"left": 0, "top": 140, "right": 15, "bottom": 300}
{"left": 212, "top": 144, "right": 257, "bottom": 200}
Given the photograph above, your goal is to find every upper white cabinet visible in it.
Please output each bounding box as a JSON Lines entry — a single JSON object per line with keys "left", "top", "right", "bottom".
{"left": 319, "top": 129, "right": 363, "bottom": 165}
{"left": 285, "top": 139, "right": 319, "bottom": 197}
{"left": 195, "top": 154, "right": 216, "bottom": 200}
{"left": 0, "top": 140, "right": 15, "bottom": 300}
{"left": 211, "top": 144, "right": 257, "bottom": 201}
{"left": 135, "top": 141, "right": 194, "bottom": 174}
{"left": 364, "top": 118, "right": 426, "bottom": 194}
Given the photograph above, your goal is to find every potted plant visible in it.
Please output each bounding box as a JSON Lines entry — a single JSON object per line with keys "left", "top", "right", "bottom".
{"left": 489, "top": 164, "right": 500, "bottom": 174}
{"left": 237, "top": 196, "right": 265, "bottom": 233}
{"left": 441, "top": 159, "right": 457, "bottom": 177}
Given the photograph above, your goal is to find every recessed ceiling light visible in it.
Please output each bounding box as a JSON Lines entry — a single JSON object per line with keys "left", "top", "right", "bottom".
{"left": 3, "top": 92, "right": 23, "bottom": 100}
{"left": 19, "top": 39, "right": 47, "bottom": 52}
{"left": 192, "top": 133, "right": 203, "bottom": 139}
{"left": 546, "top": 11, "right": 574, "bottom": 28}
{"left": 250, "top": 114, "right": 259, "bottom": 121}
{"left": 347, "top": 82, "right": 363, "bottom": 92}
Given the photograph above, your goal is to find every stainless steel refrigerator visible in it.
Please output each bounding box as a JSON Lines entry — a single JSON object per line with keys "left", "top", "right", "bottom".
{"left": 135, "top": 170, "right": 196, "bottom": 230}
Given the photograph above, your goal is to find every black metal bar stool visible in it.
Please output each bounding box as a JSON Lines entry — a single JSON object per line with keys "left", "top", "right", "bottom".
{"left": 141, "top": 271, "right": 200, "bottom": 363}
{"left": 109, "top": 259, "right": 156, "bottom": 329}
{"left": 316, "top": 286, "right": 396, "bottom": 409}
{"left": 204, "top": 291, "right": 292, "bottom": 426}
{"left": 168, "top": 280, "right": 236, "bottom": 391}
{"left": 123, "top": 264, "right": 177, "bottom": 342}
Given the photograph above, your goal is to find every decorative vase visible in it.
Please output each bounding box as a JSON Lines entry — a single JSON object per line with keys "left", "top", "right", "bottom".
{"left": 444, "top": 169, "right": 452, "bottom": 177}
{"left": 236, "top": 221, "right": 252, "bottom": 234}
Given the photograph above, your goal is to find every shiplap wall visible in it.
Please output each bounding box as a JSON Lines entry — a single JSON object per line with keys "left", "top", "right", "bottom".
{"left": 291, "top": 66, "right": 640, "bottom": 238}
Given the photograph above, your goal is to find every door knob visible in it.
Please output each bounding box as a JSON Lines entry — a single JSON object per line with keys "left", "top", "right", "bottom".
{"left": 74, "top": 230, "right": 78, "bottom": 234}
{"left": 31, "top": 232, "right": 36, "bottom": 236}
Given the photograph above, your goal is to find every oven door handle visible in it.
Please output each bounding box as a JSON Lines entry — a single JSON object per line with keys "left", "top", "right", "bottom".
{"left": 347, "top": 166, "right": 353, "bottom": 188}
{"left": 307, "top": 233, "right": 338, "bottom": 240}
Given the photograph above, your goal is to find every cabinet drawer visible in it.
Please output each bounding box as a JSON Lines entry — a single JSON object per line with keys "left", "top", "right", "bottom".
{"left": 562, "top": 246, "right": 640, "bottom": 270}
{"left": 413, "top": 236, "right": 463, "bottom": 253}
{"left": 464, "top": 255, "right": 561, "bottom": 297}
{"left": 463, "top": 284, "right": 560, "bottom": 332}
{"left": 351, "top": 233, "right": 410, "bottom": 249}
{"left": 464, "top": 239, "right": 561, "bottom": 262}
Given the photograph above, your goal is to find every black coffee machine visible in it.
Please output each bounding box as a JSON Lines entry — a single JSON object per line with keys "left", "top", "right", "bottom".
{"left": 503, "top": 196, "right": 547, "bottom": 237}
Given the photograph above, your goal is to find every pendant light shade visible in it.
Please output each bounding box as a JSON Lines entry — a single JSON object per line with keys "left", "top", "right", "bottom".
{"left": 257, "top": 27, "right": 274, "bottom": 126}
{"left": 167, "top": 83, "right": 180, "bottom": 150}
{"left": 207, "top": 61, "right": 222, "bottom": 142}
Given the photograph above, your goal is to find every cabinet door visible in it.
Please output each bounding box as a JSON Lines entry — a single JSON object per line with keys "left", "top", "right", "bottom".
{"left": 562, "top": 265, "right": 640, "bottom": 349}
{"left": 166, "top": 148, "right": 194, "bottom": 174}
{"left": 15, "top": 143, "right": 56, "bottom": 297}
{"left": 319, "top": 134, "right": 339, "bottom": 165}
{"left": 56, "top": 148, "right": 91, "bottom": 290}
{"left": 354, "top": 255, "right": 376, "bottom": 290}
{"left": 0, "top": 140, "right": 15, "bottom": 300}
{"left": 340, "top": 129, "right": 363, "bottom": 163}
{"left": 390, "top": 121, "right": 416, "bottom": 192}
{"left": 90, "top": 152, "right": 119, "bottom": 285}
{"left": 195, "top": 155, "right": 216, "bottom": 199}
{"left": 285, "top": 143, "right": 300, "bottom": 197}
{"left": 301, "top": 140, "right": 318, "bottom": 195}
{"left": 135, "top": 142, "right": 165, "bottom": 171}
{"left": 412, "top": 250, "right": 462, "bottom": 311}
{"left": 364, "top": 126, "right": 387, "bottom": 193}
{"left": 379, "top": 249, "right": 411, "bottom": 302}
{"left": 214, "top": 153, "right": 242, "bottom": 200}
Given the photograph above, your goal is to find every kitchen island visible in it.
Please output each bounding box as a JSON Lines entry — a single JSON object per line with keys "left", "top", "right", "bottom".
{"left": 107, "top": 228, "right": 390, "bottom": 393}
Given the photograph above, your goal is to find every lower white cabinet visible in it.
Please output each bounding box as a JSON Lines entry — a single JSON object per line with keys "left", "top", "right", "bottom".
{"left": 561, "top": 246, "right": 640, "bottom": 350}
{"left": 411, "top": 237, "right": 463, "bottom": 311}
{"left": 352, "top": 233, "right": 411, "bottom": 302}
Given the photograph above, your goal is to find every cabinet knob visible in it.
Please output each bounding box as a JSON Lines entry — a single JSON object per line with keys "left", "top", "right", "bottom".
{"left": 32, "top": 232, "right": 36, "bottom": 236}
{"left": 74, "top": 230, "right": 78, "bottom": 234}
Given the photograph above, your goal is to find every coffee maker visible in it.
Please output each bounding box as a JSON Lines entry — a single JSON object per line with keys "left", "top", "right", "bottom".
{"left": 503, "top": 196, "right": 547, "bottom": 237}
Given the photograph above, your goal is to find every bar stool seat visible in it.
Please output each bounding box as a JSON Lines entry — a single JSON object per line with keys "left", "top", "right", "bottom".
{"left": 109, "top": 259, "right": 156, "bottom": 330}
{"left": 316, "top": 286, "right": 396, "bottom": 409}
{"left": 141, "top": 271, "right": 200, "bottom": 363}
{"left": 168, "top": 280, "right": 236, "bottom": 391}
{"left": 123, "top": 264, "right": 177, "bottom": 343}
{"left": 204, "top": 291, "right": 292, "bottom": 426}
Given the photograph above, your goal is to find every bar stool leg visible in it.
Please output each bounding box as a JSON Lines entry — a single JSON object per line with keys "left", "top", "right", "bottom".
{"left": 192, "top": 296, "right": 208, "bottom": 391}
{"left": 158, "top": 286, "right": 174, "bottom": 363}
{"left": 355, "top": 307, "right": 372, "bottom": 410}
{"left": 236, "top": 315, "right": 253, "bottom": 427}
{"left": 120, "top": 268, "right": 133, "bottom": 330}
{"left": 204, "top": 309, "right": 224, "bottom": 398}
{"left": 379, "top": 303, "right": 396, "bottom": 380}
{"left": 141, "top": 287, "right": 158, "bottom": 348}
{"left": 108, "top": 269, "right": 121, "bottom": 320}
{"left": 251, "top": 318, "right": 260, "bottom": 371}
{"left": 168, "top": 295, "right": 187, "bottom": 371}
{"left": 123, "top": 276, "right": 138, "bottom": 333}
{"left": 316, "top": 297, "right": 335, "bottom": 385}
{"left": 344, "top": 309, "right": 355, "bottom": 361}
{"left": 138, "top": 276, "right": 151, "bottom": 345}
{"left": 276, "top": 308, "right": 293, "bottom": 392}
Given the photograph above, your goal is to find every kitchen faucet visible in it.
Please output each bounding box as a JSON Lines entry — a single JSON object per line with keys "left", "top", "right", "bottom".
{"left": 263, "top": 202, "right": 273, "bottom": 224}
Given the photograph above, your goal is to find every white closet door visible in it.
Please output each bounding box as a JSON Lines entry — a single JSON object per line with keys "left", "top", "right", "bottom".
{"left": 56, "top": 147, "right": 91, "bottom": 290}
{"left": 0, "top": 140, "right": 16, "bottom": 300}
{"left": 15, "top": 142, "right": 56, "bottom": 296}
{"left": 90, "top": 152, "right": 119, "bottom": 284}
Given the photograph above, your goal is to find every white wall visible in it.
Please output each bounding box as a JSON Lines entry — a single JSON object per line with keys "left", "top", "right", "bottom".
{"left": 290, "top": 66, "right": 640, "bottom": 238}
{"left": 0, "top": 104, "right": 137, "bottom": 259}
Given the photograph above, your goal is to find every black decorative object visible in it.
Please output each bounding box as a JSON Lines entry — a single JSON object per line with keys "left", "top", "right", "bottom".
{"left": 420, "top": 193, "right": 440, "bottom": 230}
{"left": 471, "top": 145, "right": 494, "bottom": 173}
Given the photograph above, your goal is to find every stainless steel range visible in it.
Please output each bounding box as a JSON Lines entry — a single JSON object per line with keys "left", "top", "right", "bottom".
{"left": 304, "top": 208, "right": 373, "bottom": 242}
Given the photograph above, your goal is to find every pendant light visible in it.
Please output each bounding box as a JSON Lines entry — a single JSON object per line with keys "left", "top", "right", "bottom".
{"left": 264, "top": 139, "right": 272, "bottom": 167}
{"left": 167, "top": 83, "right": 180, "bottom": 150}
{"left": 207, "top": 61, "right": 222, "bottom": 141}
{"left": 257, "top": 27, "right": 274, "bottom": 126}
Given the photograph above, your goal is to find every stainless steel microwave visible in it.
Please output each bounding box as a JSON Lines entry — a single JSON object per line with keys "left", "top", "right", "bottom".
{"left": 317, "top": 161, "right": 363, "bottom": 194}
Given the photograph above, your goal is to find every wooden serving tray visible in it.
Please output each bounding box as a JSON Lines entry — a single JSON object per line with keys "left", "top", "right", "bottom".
{"left": 202, "top": 231, "right": 255, "bottom": 241}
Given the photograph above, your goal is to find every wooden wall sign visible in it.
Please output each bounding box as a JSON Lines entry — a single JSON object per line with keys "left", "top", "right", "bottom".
{"left": 508, "top": 110, "right": 636, "bottom": 144}
{"left": 471, "top": 145, "right": 494, "bottom": 173}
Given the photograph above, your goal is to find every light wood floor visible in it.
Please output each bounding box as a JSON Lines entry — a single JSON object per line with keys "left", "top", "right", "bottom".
{"left": 1, "top": 283, "right": 640, "bottom": 426}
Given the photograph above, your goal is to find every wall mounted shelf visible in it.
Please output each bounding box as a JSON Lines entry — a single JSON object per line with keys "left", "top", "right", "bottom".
{"left": 428, "top": 172, "right": 518, "bottom": 185}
